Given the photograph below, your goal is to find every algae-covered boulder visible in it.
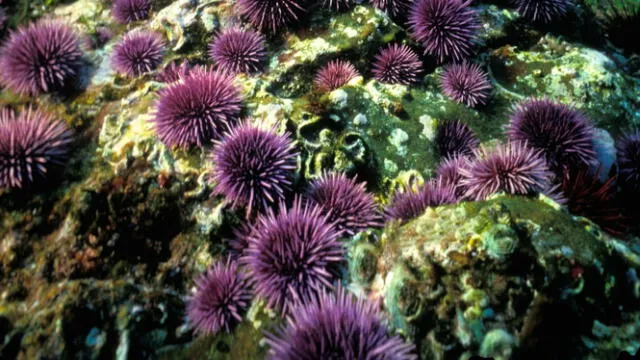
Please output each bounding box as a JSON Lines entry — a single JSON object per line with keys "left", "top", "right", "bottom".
{"left": 349, "top": 195, "right": 640, "bottom": 359}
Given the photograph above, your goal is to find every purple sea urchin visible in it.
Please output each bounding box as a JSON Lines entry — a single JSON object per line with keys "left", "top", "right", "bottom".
{"left": 243, "top": 199, "right": 343, "bottom": 314}
{"left": 409, "top": 0, "right": 480, "bottom": 63}
{"left": 515, "top": 0, "right": 572, "bottom": 23}
{"left": 0, "top": 107, "right": 74, "bottom": 189}
{"left": 237, "top": 0, "right": 306, "bottom": 33}
{"left": 616, "top": 129, "right": 640, "bottom": 193}
{"left": 156, "top": 60, "right": 193, "bottom": 83}
{"left": 209, "top": 28, "right": 266, "bottom": 74}
{"left": 435, "top": 155, "right": 471, "bottom": 197}
{"left": 228, "top": 222, "right": 255, "bottom": 259}
{"left": 372, "top": 44, "right": 423, "bottom": 85}
{"left": 210, "top": 121, "right": 298, "bottom": 217}
{"left": 434, "top": 119, "right": 480, "bottom": 159}
{"left": 314, "top": 60, "right": 359, "bottom": 92}
{"left": 306, "top": 172, "right": 382, "bottom": 236}
{"left": 186, "top": 258, "right": 252, "bottom": 335}
{"left": 506, "top": 98, "right": 596, "bottom": 173}
{"left": 460, "top": 142, "right": 553, "bottom": 201}
{"left": 153, "top": 68, "right": 242, "bottom": 148}
{"left": 370, "top": 0, "right": 413, "bottom": 17}
{"left": 440, "top": 62, "right": 492, "bottom": 107}
{"left": 0, "top": 21, "right": 83, "bottom": 96}
{"left": 112, "top": 0, "right": 152, "bottom": 24}
{"left": 323, "top": 0, "right": 353, "bottom": 11}
{"left": 385, "top": 179, "right": 458, "bottom": 222}
{"left": 265, "top": 287, "right": 417, "bottom": 360}
{"left": 112, "top": 30, "right": 164, "bottom": 77}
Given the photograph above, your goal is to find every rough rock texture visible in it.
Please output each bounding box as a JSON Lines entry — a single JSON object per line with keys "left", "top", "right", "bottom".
{"left": 0, "top": 0, "right": 639, "bottom": 358}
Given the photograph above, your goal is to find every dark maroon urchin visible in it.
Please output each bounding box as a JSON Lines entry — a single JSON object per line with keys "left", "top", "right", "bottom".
{"left": 440, "top": 62, "right": 492, "bottom": 108}
{"left": 561, "top": 166, "right": 628, "bottom": 236}
{"left": 237, "top": 0, "right": 306, "bottom": 34}
{"left": 208, "top": 28, "right": 266, "bottom": 74}
{"left": 435, "top": 154, "right": 471, "bottom": 197}
{"left": 210, "top": 121, "right": 298, "bottom": 217}
{"left": 515, "top": 0, "right": 572, "bottom": 23}
{"left": 152, "top": 68, "right": 242, "bottom": 148}
{"left": 322, "top": 0, "right": 353, "bottom": 11}
{"left": 0, "top": 21, "right": 83, "bottom": 96}
{"left": 616, "top": 129, "right": 640, "bottom": 193}
{"left": 314, "top": 60, "right": 360, "bottom": 92}
{"left": 408, "top": 0, "right": 480, "bottom": 63}
{"left": 227, "top": 222, "right": 255, "bottom": 260}
{"left": 306, "top": 172, "right": 382, "bottom": 237}
{"left": 156, "top": 60, "right": 193, "bottom": 83}
{"left": 186, "top": 258, "right": 252, "bottom": 335}
{"left": 434, "top": 119, "right": 480, "bottom": 159}
{"left": 385, "top": 179, "right": 458, "bottom": 222}
{"left": 506, "top": 98, "right": 597, "bottom": 173}
{"left": 459, "top": 142, "right": 553, "bottom": 201}
{"left": 111, "top": 0, "right": 152, "bottom": 24}
{"left": 112, "top": 30, "right": 165, "bottom": 78}
{"left": 265, "top": 287, "right": 416, "bottom": 360}
{"left": 0, "top": 107, "right": 74, "bottom": 189}
{"left": 372, "top": 44, "right": 423, "bottom": 86}
{"left": 242, "top": 199, "right": 344, "bottom": 315}
{"left": 369, "top": 0, "right": 413, "bottom": 18}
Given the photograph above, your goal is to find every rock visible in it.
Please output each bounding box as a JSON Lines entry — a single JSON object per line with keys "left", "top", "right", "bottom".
{"left": 350, "top": 195, "right": 640, "bottom": 359}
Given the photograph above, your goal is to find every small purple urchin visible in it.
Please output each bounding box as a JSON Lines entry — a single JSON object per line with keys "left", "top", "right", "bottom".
{"left": 385, "top": 179, "right": 458, "bottom": 222}
{"left": 372, "top": 44, "right": 423, "bottom": 85}
{"left": 506, "top": 98, "right": 596, "bottom": 173}
{"left": 209, "top": 28, "right": 266, "bottom": 74}
{"left": 265, "top": 287, "right": 417, "bottom": 360}
{"left": 369, "top": 0, "right": 413, "bottom": 17}
{"left": 186, "top": 258, "right": 252, "bottom": 335}
{"left": 440, "top": 62, "right": 492, "bottom": 108}
{"left": 409, "top": 0, "right": 480, "bottom": 63}
{"left": 210, "top": 121, "right": 298, "bottom": 217}
{"left": 112, "top": 0, "right": 152, "bottom": 24}
{"left": 459, "top": 142, "right": 553, "bottom": 201}
{"left": 434, "top": 119, "right": 480, "bottom": 159}
{"left": 435, "top": 154, "right": 471, "bottom": 197}
{"left": 0, "top": 21, "right": 83, "bottom": 96}
{"left": 237, "top": 0, "right": 306, "bottom": 33}
{"left": 616, "top": 129, "right": 640, "bottom": 193}
{"left": 153, "top": 68, "right": 242, "bottom": 148}
{"left": 0, "top": 107, "right": 74, "bottom": 189}
{"left": 242, "top": 199, "right": 344, "bottom": 314}
{"left": 314, "top": 60, "right": 360, "bottom": 92}
{"left": 112, "top": 30, "right": 165, "bottom": 78}
{"left": 306, "top": 172, "right": 382, "bottom": 237}
{"left": 155, "top": 60, "right": 193, "bottom": 83}
{"left": 323, "top": 0, "right": 353, "bottom": 11}
{"left": 515, "top": 0, "right": 572, "bottom": 23}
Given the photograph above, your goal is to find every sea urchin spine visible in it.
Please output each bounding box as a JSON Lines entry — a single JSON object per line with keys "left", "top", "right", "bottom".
{"left": 237, "top": 0, "right": 306, "bottom": 34}
{"left": 152, "top": 68, "right": 242, "bottom": 148}
{"left": 372, "top": 44, "right": 423, "bottom": 85}
{"left": 209, "top": 28, "right": 266, "bottom": 74}
{"left": 112, "top": 30, "right": 165, "bottom": 78}
{"left": 265, "top": 287, "right": 417, "bottom": 360}
{"left": 210, "top": 120, "right": 298, "bottom": 217}
{"left": 186, "top": 258, "right": 252, "bottom": 335}
{"left": 306, "top": 172, "right": 382, "bottom": 236}
{"left": 314, "top": 60, "right": 360, "bottom": 92}
{"left": 242, "top": 199, "right": 343, "bottom": 314}
{"left": 0, "top": 21, "right": 83, "bottom": 96}
{"left": 409, "top": 0, "right": 480, "bottom": 63}
{"left": 440, "top": 62, "right": 492, "bottom": 108}
{"left": 0, "top": 107, "right": 74, "bottom": 189}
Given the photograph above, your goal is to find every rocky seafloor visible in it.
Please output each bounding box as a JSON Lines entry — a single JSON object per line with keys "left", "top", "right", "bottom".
{"left": 0, "top": 0, "right": 639, "bottom": 359}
